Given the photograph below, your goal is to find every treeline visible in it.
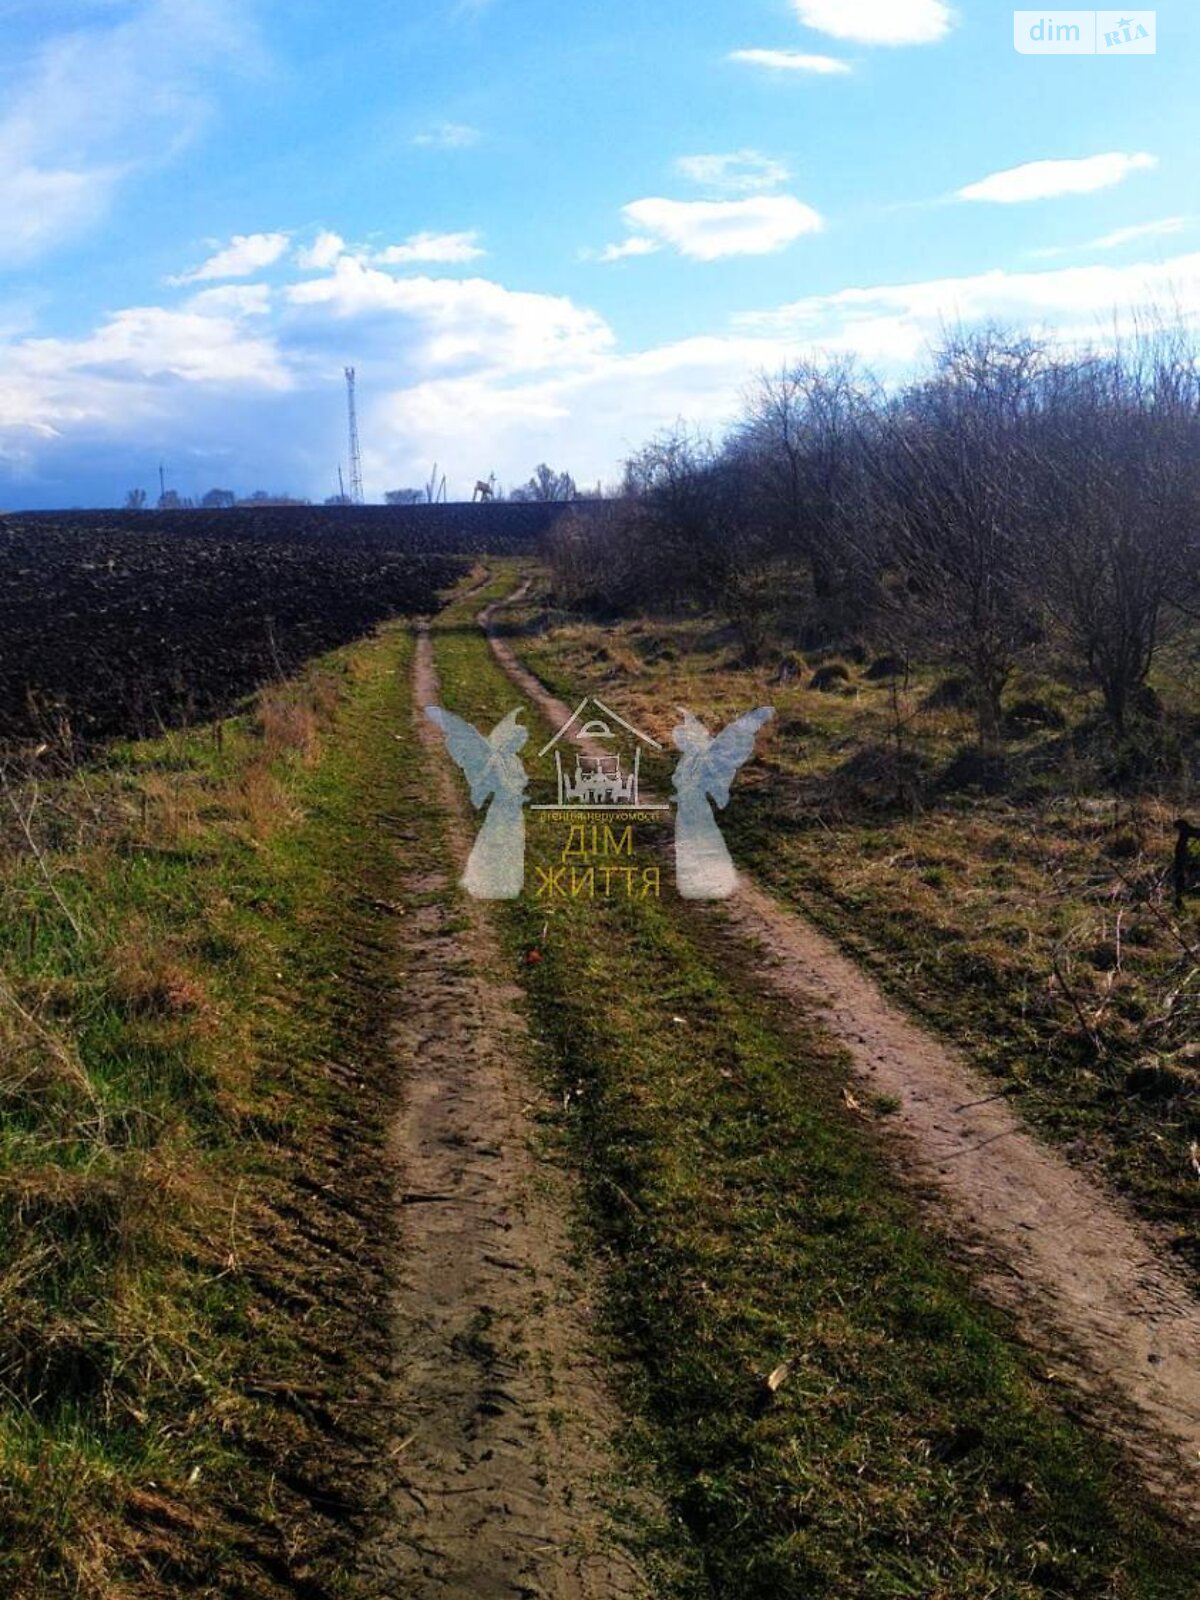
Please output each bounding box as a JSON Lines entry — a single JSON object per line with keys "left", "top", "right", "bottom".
{"left": 547, "top": 327, "right": 1200, "bottom": 754}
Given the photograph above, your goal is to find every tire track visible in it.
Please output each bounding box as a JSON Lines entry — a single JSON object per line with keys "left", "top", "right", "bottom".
{"left": 481, "top": 584, "right": 1200, "bottom": 1517}
{"left": 362, "top": 618, "right": 653, "bottom": 1599}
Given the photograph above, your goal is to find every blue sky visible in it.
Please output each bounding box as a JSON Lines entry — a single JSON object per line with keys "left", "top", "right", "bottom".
{"left": 2, "top": 0, "right": 1198, "bottom": 506}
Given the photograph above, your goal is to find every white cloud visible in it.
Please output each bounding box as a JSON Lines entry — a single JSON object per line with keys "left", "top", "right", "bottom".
{"left": 729, "top": 48, "right": 852, "bottom": 73}
{"left": 11, "top": 305, "right": 291, "bottom": 401}
{"left": 596, "top": 237, "right": 662, "bottom": 263}
{"left": 1088, "top": 217, "right": 1189, "bottom": 250}
{"left": 412, "top": 122, "right": 481, "bottom": 149}
{"left": 285, "top": 256, "right": 614, "bottom": 375}
{"left": 367, "top": 335, "right": 777, "bottom": 497}
{"left": 296, "top": 230, "right": 345, "bottom": 270}
{"left": 0, "top": 165, "right": 116, "bottom": 265}
{"left": 958, "top": 152, "right": 1157, "bottom": 204}
{"left": 172, "top": 232, "right": 291, "bottom": 284}
{"left": 1032, "top": 217, "right": 1192, "bottom": 260}
{"left": 736, "top": 251, "right": 1200, "bottom": 362}
{"left": 0, "top": 0, "right": 261, "bottom": 265}
{"left": 186, "top": 283, "right": 273, "bottom": 316}
{"left": 610, "top": 196, "right": 824, "bottom": 262}
{"left": 792, "top": 0, "right": 954, "bottom": 45}
{"left": 675, "top": 151, "right": 790, "bottom": 195}
{"left": 375, "top": 230, "right": 486, "bottom": 265}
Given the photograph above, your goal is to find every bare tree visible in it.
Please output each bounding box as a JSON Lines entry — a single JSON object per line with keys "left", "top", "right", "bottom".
{"left": 1035, "top": 332, "right": 1200, "bottom": 731}
{"left": 124, "top": 488, "right": 147, "bottom": 510}
{"left": 510, "top": 464, "right": 577, "bottom": 503}
{"left": 625, "top": 427, "right": 779, "bottom": 657}
{"left": 741, "top": 359, "right": 876, "bottom": 609}
{"left": 384, "top": 488, "right": 425, "bottom": 506}
{"left": 874, "top": 330, "right": 1044, "bottom": 748}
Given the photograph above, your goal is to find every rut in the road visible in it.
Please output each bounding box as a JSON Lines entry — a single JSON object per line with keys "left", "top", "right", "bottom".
{"left": 481, "top": 588, "right": 1200, "bottom": 1516}
{"left": 361, "top": 622, "right": 652, "bottom": 1600}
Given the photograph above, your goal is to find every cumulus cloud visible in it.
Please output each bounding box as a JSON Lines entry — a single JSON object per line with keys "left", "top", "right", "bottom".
{"left": 296, "top": 230, "right": 345, "bottom": 270}
{"left": 607, "top": 196, "right": 824, "bottom": 262}
{"left": 0, "top": 0, "right": 261, "bottom": 265}
{"left": 284, "top": 256, "right": 614, "bottom": 375}
{"left": 412, "top": 122, "right": 481, "bottom": 149}
{"left": 958, "top": 152, "right": 1157, "bottom": 204}
{"left": 185, "top": 283, "right": 273, "bottom": 316}
{"left": 171, "top": 232, "right": 291, "bottom": 284}
{"left": 675, "top": 151, "right": 790, "bottom": 195}
{"left": 729, "top": 48, "right": 852, "bottom": 73}
{"left": 792, "top": 0, "right": 954, "bottom": 46}
{"left": 374, "top": 230, "right": 486, "bottom": 265}
{"left": 10, "top": 305, "right": 291, "bottom": 408}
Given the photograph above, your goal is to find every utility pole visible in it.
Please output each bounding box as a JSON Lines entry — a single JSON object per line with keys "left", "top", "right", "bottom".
{"left": 159, "top": 463, "right": 166, "bottom": 503}
{"left": 344, "top": 367, "right": 364, "bottom": 505}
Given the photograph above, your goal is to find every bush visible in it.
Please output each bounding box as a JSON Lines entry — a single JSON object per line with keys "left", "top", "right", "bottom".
{"left": 1003, "top": 697, "right": 1067, "bottom": 734}
{"left": 865, "top": 654, "right": 905, "bottom": 682}
{"left": 809, "top": 662, "right": 852, "bottom": 693}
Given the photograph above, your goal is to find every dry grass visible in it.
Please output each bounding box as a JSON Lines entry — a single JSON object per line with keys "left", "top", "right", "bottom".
{"left": 512, "top": 591, "right": 1200, "bottom": 1261}
{"left": 255, "top": 670, "right": 343, "bottom": 765}
{"left": 236, "top": 762, "right": 304, "bottom": 840}
{"left": 136, "top": 771, "right": 203, "bottom": 848}
{"left": 105, "top": 926, "right": 215, "bottom": 1029}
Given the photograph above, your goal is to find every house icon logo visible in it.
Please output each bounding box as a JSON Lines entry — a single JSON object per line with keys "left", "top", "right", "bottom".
{"left": 534, "top": 697, "right": 671, "bottom": 812}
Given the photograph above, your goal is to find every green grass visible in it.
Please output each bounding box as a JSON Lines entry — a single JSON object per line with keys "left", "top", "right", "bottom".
{"left": 0, "top": 621, "right": 443, "bottom": 1597}
{"left": 426, "top": 576, "right": 1200, "bottom": 1599}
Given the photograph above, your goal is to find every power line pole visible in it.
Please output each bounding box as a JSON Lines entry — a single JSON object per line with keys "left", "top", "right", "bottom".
{"left": 344, "top": 366, "right": 364, "bottom": 505}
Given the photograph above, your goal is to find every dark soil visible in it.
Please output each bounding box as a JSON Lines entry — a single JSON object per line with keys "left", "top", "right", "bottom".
{"left": 0, "top": 515, "right": 473, "bottom": 749}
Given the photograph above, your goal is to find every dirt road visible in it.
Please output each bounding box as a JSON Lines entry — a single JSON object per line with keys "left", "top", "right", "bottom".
{"left": 362, "top": 620, "right": 653, "bottom": 1598}
{"left": 481, "top": 588, "right": 1200, "bottom": 1516}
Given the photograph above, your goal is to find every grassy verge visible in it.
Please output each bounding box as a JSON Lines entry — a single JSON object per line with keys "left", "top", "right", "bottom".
{"left": 427, "top": 579, "right": 1200, "bottom": 1600}
{"left": 0, "top": 618, "right": 431, "bottom": 1596}
{"left": 502, "top": 585, "right": 1200, "bottom": 1272}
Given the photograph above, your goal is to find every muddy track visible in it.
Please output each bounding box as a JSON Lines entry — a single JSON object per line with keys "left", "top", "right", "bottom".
{"left": 361, "top": 618, "right": 652, "bottom": 1599}
{"left": 481, "top": 588, "right": 1200, "bottom": 1517}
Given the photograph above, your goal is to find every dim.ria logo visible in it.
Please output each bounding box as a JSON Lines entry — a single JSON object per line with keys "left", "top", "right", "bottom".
{"left": 1013, "top": 11, "right": 1156, "bottom": 54}
{"left": 424, "top": 695, "right": 773, "bottom": 902}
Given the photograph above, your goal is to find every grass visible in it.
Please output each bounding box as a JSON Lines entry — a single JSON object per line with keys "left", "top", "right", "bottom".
{"left": 426, "top": 573, "right": 1200, "bottom": 1599}
{"left": 504, "top": 583, "right": 1200, "bottom": 1272}
{"left": 0, "top": 616, "right": 442, "bottom": 1596}
{"left": 4, "top": 559, "right": 1196, "bottom": 1596}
